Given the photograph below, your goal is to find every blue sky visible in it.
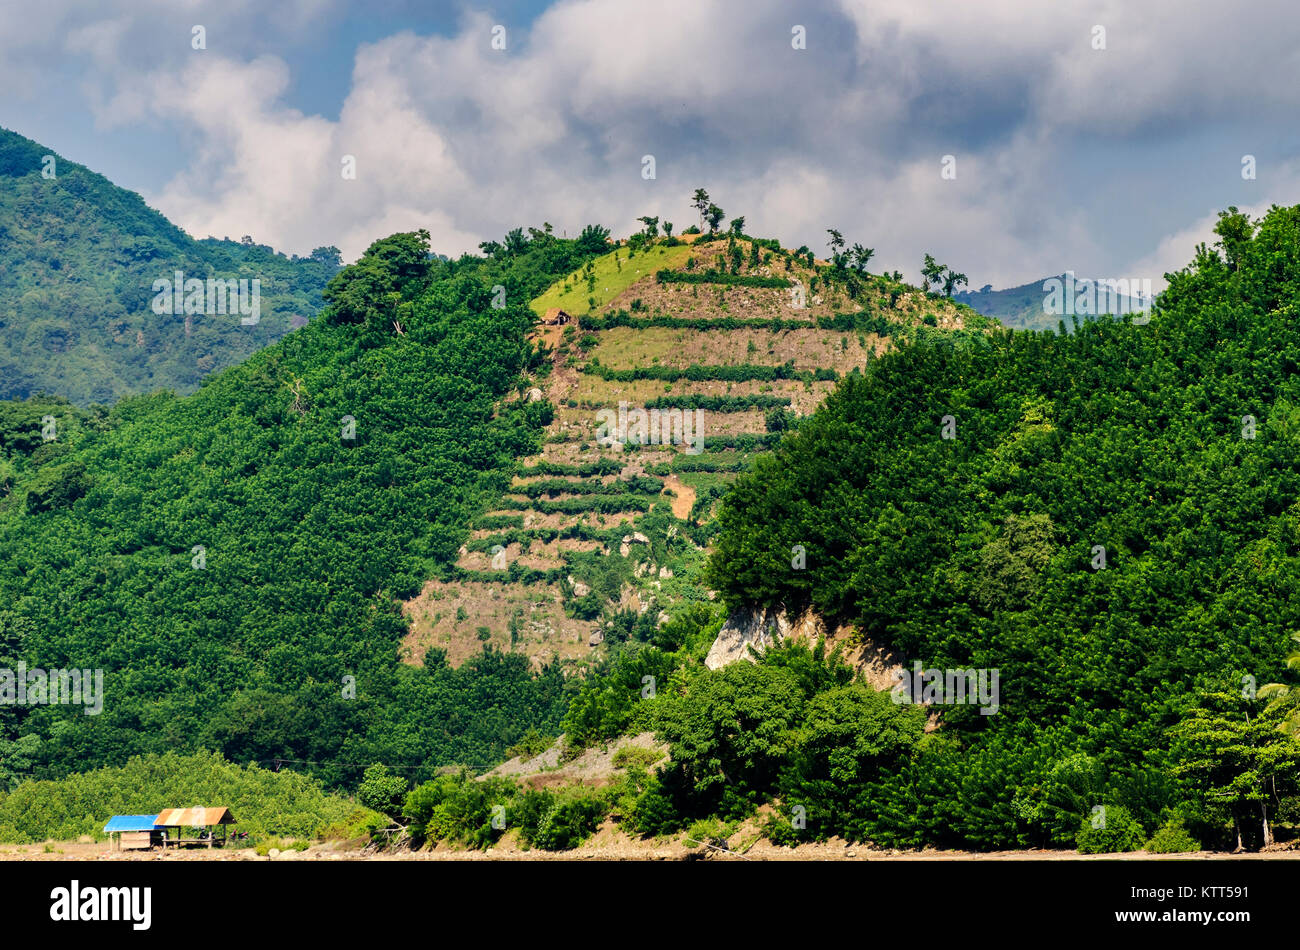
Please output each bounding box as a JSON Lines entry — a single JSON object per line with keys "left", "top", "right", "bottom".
{"left": 2, "top": 0, "right": 1298, "bottom": 289}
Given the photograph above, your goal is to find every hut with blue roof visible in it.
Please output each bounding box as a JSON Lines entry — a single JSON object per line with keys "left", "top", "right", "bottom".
{"left": 103, "top": 815, "right": 162, "bottom": 851}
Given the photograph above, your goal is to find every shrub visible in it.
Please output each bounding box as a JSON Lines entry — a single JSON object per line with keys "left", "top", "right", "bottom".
{"left": 762, "top": 808, "right": 803, "bottom": 848}
{"left": 506, "top": 728, "right": 554, "bottom": 761}
{"left": 403, "top": 772, "right": 515, "bottom": 849}
{"left": 1075, "top": 805, "right": 1145, "bottom": 854}
{"left": 530, "top": 793, "right": 608, "bottom": 850}
{"left": 612, "top": 745, "right": 664, "bottom": 770}
{"left": 358, "top": 764, "right": 408, "bottom": 821}
{"left": 1144, "top": 819, "right": 1201, "bottom": 854}
{"left": 686, "top": 816, "right": 733, "bottom": 848}
{"left": 511, "top": 788, "right": 557, "bottom": 848}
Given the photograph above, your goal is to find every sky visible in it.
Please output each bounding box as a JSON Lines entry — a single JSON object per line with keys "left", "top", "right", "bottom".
{"left": 2, "top": 0, "right": 1297, "bottom": 290}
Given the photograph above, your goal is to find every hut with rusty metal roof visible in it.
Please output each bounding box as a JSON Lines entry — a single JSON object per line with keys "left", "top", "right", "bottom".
{"left": 154, "top": 807, "right": 237, "bottom": 848}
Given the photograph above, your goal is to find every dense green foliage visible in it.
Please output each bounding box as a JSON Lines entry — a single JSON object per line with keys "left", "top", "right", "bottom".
{"left": 1075, "top": 804, "right": 1145, "bottom": 854}
{"left": 0, "top": 751, "right": 367, "bottom": 843}
{"left": 703, "top": 205, "right": 1300, "bottom": 849}
{"left": 0, "top": 226, "right": 608, "bottom": 788}
{"left": 399, "top": 768, "right": 618, "bottom": 851}
{"left": 10, "top": 184, "right": 1300, "bottom": 856}
{"left": 0, "top": 127, "right": 339, "bottom": 404}
{"left": 1144, "top": 818, "right": 1201, "bottom": 854}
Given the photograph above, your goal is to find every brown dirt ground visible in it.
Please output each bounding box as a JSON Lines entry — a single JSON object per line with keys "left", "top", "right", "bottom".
{"left": 662, "top": 474, "right": 695, "bottom": 519}
{"left": 6, "top": 836, "right": 1299, "bottom": 862}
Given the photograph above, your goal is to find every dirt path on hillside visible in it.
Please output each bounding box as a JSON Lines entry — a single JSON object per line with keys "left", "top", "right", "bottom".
{"left": 662, "top": 474, "right": 695, "bottom": 519}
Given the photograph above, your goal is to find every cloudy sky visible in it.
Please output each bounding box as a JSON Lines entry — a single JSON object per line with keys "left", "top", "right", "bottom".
{"left": 2, "top": 0, "right": 1296, "bottom": 289}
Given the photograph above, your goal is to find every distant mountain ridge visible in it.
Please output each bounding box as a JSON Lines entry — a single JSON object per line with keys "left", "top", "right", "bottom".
{"left": 956, "top": 272, "right": 1151, "bottom": 331}
{"left": 0, "top": 127, "right": 340, "bottom": 405}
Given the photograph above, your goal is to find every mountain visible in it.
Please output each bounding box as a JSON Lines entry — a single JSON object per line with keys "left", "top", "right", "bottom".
{"left": 404, "top": 229, "right": 985, "bottom": 669}
{"left": 23, "top": 204, "right": 1295, "bottom": 857}
{"left": 705, "top": 205, "right": 1300, "bottom": 850}
{"left": 0, "top": 220, "right": 972, "bottom": 795}
{"left": 0, "top": 128, "right": 340, "bottom": 405}
{"left": 0, "top": 226, "right": 605, "bottom": 790}
{"left": 956, "top": 273, "right": 1151, "bottom": 331}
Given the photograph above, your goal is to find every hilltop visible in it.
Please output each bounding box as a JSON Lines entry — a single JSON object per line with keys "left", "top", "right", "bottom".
{"left": 0, "top": 128, "right": 340, "bottom": 405}
{"left": 400, "top": 225, "right": 983, "bottom": 669}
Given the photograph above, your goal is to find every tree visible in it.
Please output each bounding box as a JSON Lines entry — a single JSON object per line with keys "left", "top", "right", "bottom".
{"left": 652, "top": 662, "right": 804, "bottom": 815}
{"left": 663, "top": 221, "right": 674, "bottom": 238}
{"left": 729, "top": 216, "right": 745, "bottom": 236}
{"left": 941, "top": 267, "right": 968, "bottom": 297}
{"left": 920, "top": 253, "right": 944, "bottom": 294}
{"left": 691, "top": 189, "right": 711, "bottom": 230}
{"left": 576, "top": 224, "right": 612, "bottom": 254}
{"left": 705, "top": 204, "right": 725, "bottom": 234}
{"left": 323, "top": 229, "right": 432, "bottom": 332}
{"left": 358, "top": 764, "right": 408, "bottom": 822}
{"left": 503, "top": 228, "right": 528, "bottom": 255}
{"left": 1171, "top": 689, "right": 1300, "bottom": 850}
{"left": 1213, "top": 206, "right": 1255, "bottom": 272}
{"left": 850, "top": 244, "right": 874, "bottom": 274}
{"left": 1258, "top": 632, "right": 1300, "bottom": 736}
{"left": 636, "top": 215, "right": 660, "bottom": 239}
{"left": 310, "top": 246, "right": 343, "bottom": 268}
{"left": 826, "top": 229, "right": 844, "bottom": 257}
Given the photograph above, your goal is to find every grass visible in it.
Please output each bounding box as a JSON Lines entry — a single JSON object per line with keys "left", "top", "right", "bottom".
{"left": 676, "top": 470, "right": 735, "bottom": 494}
{"left": 530, "top": 243, "right": 698, "bottom": 316}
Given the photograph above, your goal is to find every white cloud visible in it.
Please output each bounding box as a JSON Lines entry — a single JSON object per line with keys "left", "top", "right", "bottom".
{"left": 5, "top": 0, "right": 1300, "bottom": 285}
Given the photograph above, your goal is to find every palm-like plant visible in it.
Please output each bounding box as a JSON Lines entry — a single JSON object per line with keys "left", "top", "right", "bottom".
{"left": 1258, "top": 632, "right": 1300, "bottom": 735}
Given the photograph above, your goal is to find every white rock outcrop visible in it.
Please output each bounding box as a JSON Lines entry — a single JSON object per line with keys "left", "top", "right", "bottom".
{"left": 705, "top": 607, "right": 802, "bottom": 669}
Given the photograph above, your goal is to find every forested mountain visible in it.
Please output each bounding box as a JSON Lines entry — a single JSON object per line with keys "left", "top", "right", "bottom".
{"left": 4, "top": 202, "right": 1299, "bottom": 858}
{"left": 0, "top": 128, "right": 340, "bottom": 405}
{"left": 956, "top": 273, "right": 1150, "bottom": 331}
{"left": 703, "top": 205, "right": 1300, "bottom": 848}
{"left": 0, "top": 225, "right": 612, "bottom": 789}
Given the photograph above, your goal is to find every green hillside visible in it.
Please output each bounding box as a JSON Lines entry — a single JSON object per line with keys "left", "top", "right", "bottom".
{"left": 5, "top": 202, "right": 1299, "bottom": 857}
{"left": 0, "top": 127, "right": 340, "bottom": 405}
{"left": 703, "top": 205, "right": 1300, "bottom": 849}
{"left": 0, "top": 227, "right": 610, "bottom": 790}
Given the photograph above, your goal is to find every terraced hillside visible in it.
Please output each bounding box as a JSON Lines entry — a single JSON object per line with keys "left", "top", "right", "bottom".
{"left": 401, "top": 233, "right": 983, "bottom": 669}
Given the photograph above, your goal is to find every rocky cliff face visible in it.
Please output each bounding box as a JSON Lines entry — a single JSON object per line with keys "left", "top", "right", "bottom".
{"left": 706, "top": 607, "right": 910, "bottom": 695}
{"left": 705, "top": 606, "right": 821, "bottom": 669}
